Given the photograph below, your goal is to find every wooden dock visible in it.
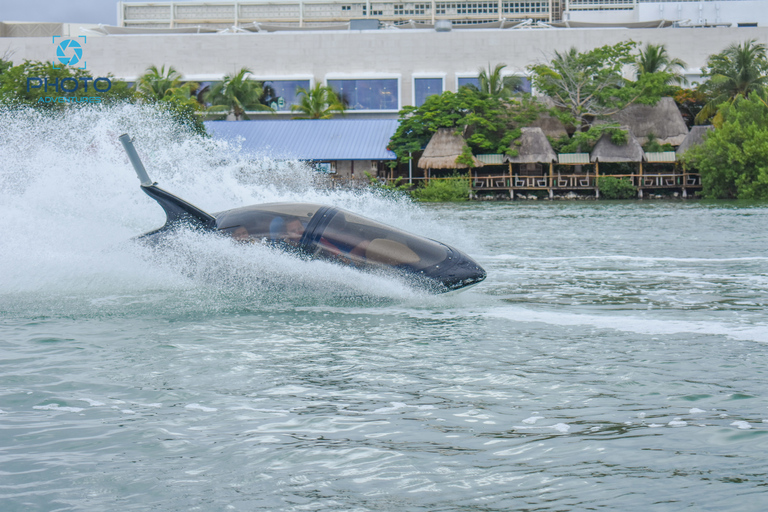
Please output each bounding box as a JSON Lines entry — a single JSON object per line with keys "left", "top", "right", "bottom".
{"left": 466, "top": 172, "right": 703, "bottom": 199}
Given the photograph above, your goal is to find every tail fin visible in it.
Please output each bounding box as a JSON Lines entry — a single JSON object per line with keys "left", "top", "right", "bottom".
{"left": 119, "top": 134, "right": 216, "bottom": 229}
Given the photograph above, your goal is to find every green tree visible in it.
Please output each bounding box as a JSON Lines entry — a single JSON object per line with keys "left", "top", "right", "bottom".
{"left": 135, "top": 64, "right": 206, "bottom": 136}
{"left": 137, "top": 64, "right": 199, "bottom": 101}
{"left": 290, "top": 83, "right": 345, "bottom": 119}
{"left": 528, "top": 41, "right": 670, "bottom": 131}
{"left": 388, "top": 87, "right": 543, "bottom": 166}
{"left": 552, "top": 123, "right": 627, "bottom": 154}
{"left": 477, "top": 63, "right": 522, "bottom": 98}
{"left": 685, "top": 92, "right": 768, "bottom": 199}
{"left": 205, "top": 67, "right": 272, "bottom": 120}
{"left": 696, "top": 39, "right": 768, "bottom": 124}
{"left": 673, "top": 87, "right": 707, "bottom": 128}
{"left": 635, "top": 43, "right": 687, "bottom": 85}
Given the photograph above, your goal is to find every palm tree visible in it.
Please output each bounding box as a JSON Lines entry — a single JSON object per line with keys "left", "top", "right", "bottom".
{"left": 477, "top": 63, "right": 522, "bottom": 98}
{"left": 290, "top": 83, "right": 345, "bottom": 119}
{"left": 205, "top": 67, "right": 272, "bottom": 120}
{"left": 635, "top": 43, "right": 687, "bottom": 85}
{"left": 138, "top": 65, "right": 196, "bottom": 100}
{"left": 695, "top": 39, "right": 768, "bottom": 123}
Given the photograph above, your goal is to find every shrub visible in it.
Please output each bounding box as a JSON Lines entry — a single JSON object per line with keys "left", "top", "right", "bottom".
{"left": 685, "top": 92, "right": 768, "bottom": 199}
{"left": 599, "top": 176, "right": 636, "bottom": 199}
{"left": 411, "top": 174, "right": 470, "bottom": 202}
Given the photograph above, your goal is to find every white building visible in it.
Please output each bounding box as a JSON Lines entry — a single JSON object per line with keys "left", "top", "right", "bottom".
{"left": 115, "top": 0, "right": 768, "bottom": 29}
{"left": 1, "top": 1, "right": 766, "bottom": 117}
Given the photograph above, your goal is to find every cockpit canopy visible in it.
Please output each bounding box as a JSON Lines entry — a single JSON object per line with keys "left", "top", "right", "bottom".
{"left": 215, "top": 203, "right": 450, "bottom": 272}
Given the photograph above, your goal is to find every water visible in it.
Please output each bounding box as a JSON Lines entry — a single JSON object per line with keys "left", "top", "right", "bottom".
{"left": 1, "top": 106, "right": 768, "bottom": 511}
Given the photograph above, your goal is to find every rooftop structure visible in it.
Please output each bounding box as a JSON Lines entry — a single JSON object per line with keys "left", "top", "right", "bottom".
{"left": 118, "top": 1, "right": 562, "bottom": 29}
{"left": 115, "top": 0, "right": 768, "bottom": 30}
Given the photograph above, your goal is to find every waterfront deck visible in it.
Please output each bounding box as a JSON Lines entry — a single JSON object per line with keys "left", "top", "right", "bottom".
{"left": 375, "top": 172, "right": 703, "bottom": 199}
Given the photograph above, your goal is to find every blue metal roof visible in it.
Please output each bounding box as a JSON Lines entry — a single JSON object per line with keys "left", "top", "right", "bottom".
{"left": 205, "top": 119, "right": 399, "bottom": 160}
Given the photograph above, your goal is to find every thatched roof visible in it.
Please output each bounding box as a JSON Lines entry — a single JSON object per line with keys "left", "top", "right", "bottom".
{"left": 504, "top": 127, "right": 557, "bottom": 164}
{"left": 676, "top": 125, "right": 714, "bottom": 155}
{"left": 590, "top": 128, "right": 645, "bottom": 163}
{"left": 606, "top": 97, "right": 689, "bottom": 146}
{"left": 529, "top": 114, "right": 569, "bottom": 139}
{"left": 417, "top": 128, "right": 482, "bottom": 169}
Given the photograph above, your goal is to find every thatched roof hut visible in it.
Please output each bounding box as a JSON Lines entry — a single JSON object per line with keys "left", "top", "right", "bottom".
{"left": 676, "top": 125, "right": 714, "bottom": 155}
{"left": 529, "top": 114, "right": 569, "bottom": 139}
{"left": 417, "top": 128, "right": 482, "bottom": 169}
{"left": 504, "top": 127, "right": 557, "bottom": 164}
{"left": 606, "top": 97, "right": 689, "bottom": 146}
{"left": 590, "top": 128, "right": 645, "bottom": 163}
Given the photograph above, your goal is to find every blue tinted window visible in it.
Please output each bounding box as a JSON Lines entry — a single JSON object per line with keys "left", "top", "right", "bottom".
{"left": 458, "top": 76, "right": 480, "bottom": 90}
{"left": 414, "top": 78, "right": 442, "bottom": 106}
{"left": 327, "top": 79, "right": 399, "bottom": 111}
{"left": 516, "top": 77, "right": 532, "bottom": 94}
{"left": 459, "top": 76, "right": 532, "bottom": 94}
{"left": 262, "top": 80, "right": 311, "bottom": 111}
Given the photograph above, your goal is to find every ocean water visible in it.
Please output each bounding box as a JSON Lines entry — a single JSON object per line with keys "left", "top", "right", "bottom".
{"left": 1, "top": 106, "right": 767, "bottom": 511}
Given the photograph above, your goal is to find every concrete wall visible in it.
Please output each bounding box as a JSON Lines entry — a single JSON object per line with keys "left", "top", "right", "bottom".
{"left": 3, "top": 26, "right": 767, "bottom": 109}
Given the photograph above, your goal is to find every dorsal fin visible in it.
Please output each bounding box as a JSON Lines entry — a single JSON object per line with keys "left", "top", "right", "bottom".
{"left": 120, "top": 133, "right": 216, "bottom": 229}
{"left": 141, "top": 184, "right": 217, "bottom": 228}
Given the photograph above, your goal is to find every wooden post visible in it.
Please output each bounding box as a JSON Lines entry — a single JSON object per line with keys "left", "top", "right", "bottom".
{"left": 595, "top": 161, "right": 600, "bottom": 199}
{"left": 548, "top": 161, "right": 554, "bottom": 199}
{"left": 638, "top": 160, "right": 644, "bottom": 198}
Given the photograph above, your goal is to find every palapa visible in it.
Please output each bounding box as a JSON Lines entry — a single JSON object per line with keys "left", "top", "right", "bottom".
{"left": 676, "top": 125, "right": 714, "bottom": 155}
{"left": 504, "top": 127, "right": 557, "bottom": 164}
{"left": 605, "top": 97, "right": 689, "bottom": 146}
{"left": 590, "top": 128, "right": 645, "bottom": 163}
{"left": 417, "top": 128, "right": 482, "bottom": 169}
{"left": 529, "top": 114, "right": 569, "bottom": 139}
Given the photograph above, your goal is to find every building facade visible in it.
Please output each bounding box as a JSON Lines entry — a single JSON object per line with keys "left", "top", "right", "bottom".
{"left": 116, "top": 0, "right": 768, "bottom": 29}
{"left": 2, "top": 5, "right": 767, "bottom": 116}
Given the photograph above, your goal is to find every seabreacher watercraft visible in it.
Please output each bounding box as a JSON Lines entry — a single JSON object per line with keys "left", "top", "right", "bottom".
{"left": 120, "top": 134, "right": 486, "bottom": 292}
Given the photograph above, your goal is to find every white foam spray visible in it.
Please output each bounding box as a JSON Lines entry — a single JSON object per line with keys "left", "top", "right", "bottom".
{"left": 0, "top": 104, "right": 470, "bottom": 314}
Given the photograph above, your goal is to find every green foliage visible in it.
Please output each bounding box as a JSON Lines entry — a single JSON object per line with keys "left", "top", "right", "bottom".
{"left": 552, "top": 124, "right": 626, "bottom": 153}
{"left": 291, "top": 83, "right": 345, "bottom": 119}
{"left": 455, "top": 144, "right": 478, "bottom": 168}
{"left": 642, "top": 133, "right": 673, "bottom": 153}
{"left": 411, "top": 174, "right": 470, "bottom": 202}
{"left": 598, "top": 176, "right": 637, "bottom": 199}
{"left": 673, "top": 87, "right": 707, "bottom": 128}
{"left": 528, "top": 41, "right": 671, "bottom": 130}
{"left": 363, "top": 171, "right": 411, "bottom": 195}
{"left": 685, "top": 92, "right": 768, "bottom": 199}
{"left": 0, "top": 59, "right": 134, "bottom": 108}
{"left": 157, "top": 95, "right": 208, "bottom": 137}
{"left": 138, "top": 65, "right": 186, "bottom": 100}
{"left": 388, "top": 87, "right": 543, "bottom": 166}
{"left": 477, "top": 63, "right": 523, "bottom": 98}
{"left": 205, "top": 67, "right": 272, "bottom": 120}
{"left": 635, "top": 43, "right": 687, "bottom": 85}
{"left": 136, "top": 65, "right": 206, "bottom": 136}
{"left": 696, "top": 39, "right": 768, "bottom": 124}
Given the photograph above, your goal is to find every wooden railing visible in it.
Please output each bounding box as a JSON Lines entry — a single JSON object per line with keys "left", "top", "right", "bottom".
{"left": 326, "top": 174, "right": 703, "bottom": 195}
{"left": 375, "top": 173, "right": 702, "bottom": 190}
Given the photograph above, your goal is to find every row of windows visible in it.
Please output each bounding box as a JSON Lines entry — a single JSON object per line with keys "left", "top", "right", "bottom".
{"left": 126, "top": 2, "right": 555, "bottom": 21}
{"left": 256, "top": 77, "right": 532, "bottom": 112}
{"left": 394, "top": 4, "right": 430, "bottom": 15}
